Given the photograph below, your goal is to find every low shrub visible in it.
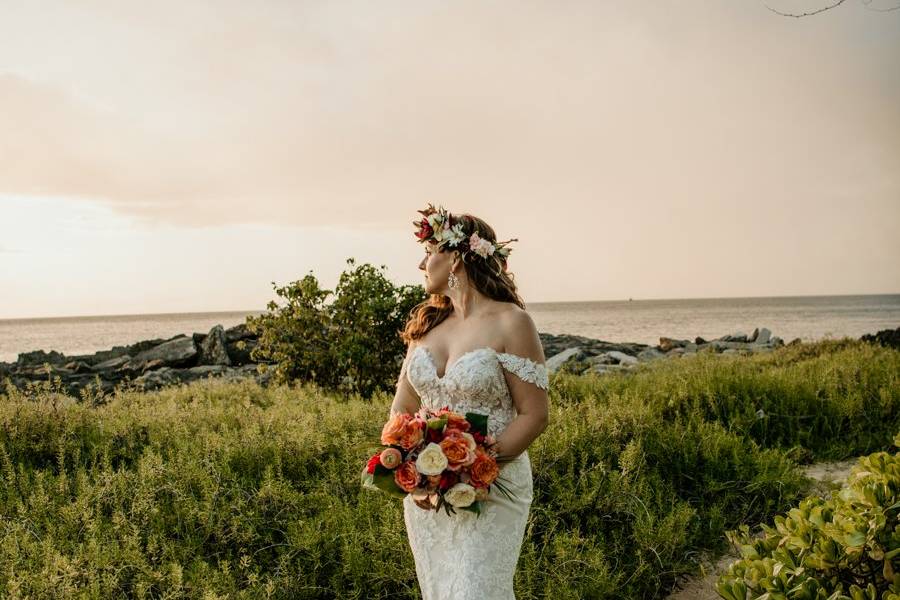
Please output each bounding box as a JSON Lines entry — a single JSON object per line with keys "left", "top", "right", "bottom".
{"left": 716, "top": 432, "right": 900, "bottom": 600}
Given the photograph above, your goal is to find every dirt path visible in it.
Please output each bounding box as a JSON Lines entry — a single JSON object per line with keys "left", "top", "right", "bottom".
{"left": 663, "top": 457, "right": 859, "bottom": 600}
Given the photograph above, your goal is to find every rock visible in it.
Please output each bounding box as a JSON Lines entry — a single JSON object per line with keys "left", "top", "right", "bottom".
{"left": 64, "top": 360, "right": 93, "bottom": 374}
{"left": 226, "top": 339, "right": 257, "bottom": 366}
{"left": 545, "top": 347, "right": 586, "bottom": 374}
{"left": 180, "top": 365, "right": 229, "bottom": 382}
{"left": 637, "top": 348, "right": 665, "bottom": 362}
{"left": 132, "top": 336, "right": 198, "bottom": 368}
{"left": 771, "top": 336, "right": 784, "bottom": 347}
{"left": 659, "top": 337, "right": 691, "bottom": 352}
{"left": 861, "top": 327, "right": 900, "bottom": 350}
{"left": 788, "top": 337, "right": 802, "bottom": 346}
{"left": 133, "top": 367, "right": 181, "bottom": 391}
{"left": 586, "top": 354, "right": 617, "bottom": 366}
{"left": 92, "top": 355, "right": 131, "bottom": 371}
{"left": 747, "top": 328, "right": 760, "bottom": 343}
{"left": 16, "top": 349, "right": 66, "bottom": 367}
{"left": 753, "top": 328, "right": 772, "bottom": 345}
{"left": 606, "top": 351, "right": 638, "bottom": 365}
{"left": 225, "top": 323, "right": 256, "bottom": 342}
{"left": 694, "top": 336, "right": 707, "bottom": 345}
{"left": 199, "top": 325, "right": 232, "bottom": 366}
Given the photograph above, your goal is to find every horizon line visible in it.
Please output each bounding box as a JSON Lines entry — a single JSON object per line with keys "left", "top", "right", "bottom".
{"left": 2, "top": 291, "right": 898, "bottom": 322}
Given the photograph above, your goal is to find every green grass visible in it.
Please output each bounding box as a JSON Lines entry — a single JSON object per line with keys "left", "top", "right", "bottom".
{"left": 0, "top": 338, "right": 897, "bottom": 599}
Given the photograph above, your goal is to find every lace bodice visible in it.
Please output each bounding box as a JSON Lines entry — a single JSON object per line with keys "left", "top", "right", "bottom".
{"left": 399, "top": 345, "right": 549, "bottom": 437}
{"left": 398, "top": 345, "right": 548, "bottom": 599}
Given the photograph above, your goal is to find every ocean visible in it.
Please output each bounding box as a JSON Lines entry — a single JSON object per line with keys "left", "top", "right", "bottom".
{"left": 1, "top": 294, "right": 898, "bottom": 363}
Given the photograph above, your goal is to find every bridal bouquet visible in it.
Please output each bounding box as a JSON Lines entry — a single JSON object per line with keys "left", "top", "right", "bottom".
{"left": 361, "top": 407, "right": 514, "bottom": 516}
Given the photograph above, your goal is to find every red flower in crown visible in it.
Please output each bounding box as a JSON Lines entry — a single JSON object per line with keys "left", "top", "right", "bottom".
{"left": 415, "top": 218, "right": 433, "bottom": 241}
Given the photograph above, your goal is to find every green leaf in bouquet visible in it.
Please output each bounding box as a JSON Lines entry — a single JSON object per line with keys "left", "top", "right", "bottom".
{"left": 427, "top": 416, "right": 448, "bottom": 430}
{"left": 465, "top": 412, "right": 488, "bottom": 437}
{"left": 460, "top": 501, "right": 482, "bottom": 516}
{"left": 371, "top": 470, "right": 407, "bottom": 499}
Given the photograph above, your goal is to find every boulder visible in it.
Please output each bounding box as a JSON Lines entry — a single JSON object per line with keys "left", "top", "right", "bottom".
{"left": 225, "top": 323, "right": 256, "bottom": 342}
{"left": 637, "top": 348, "right": 665, "bottom": 362}
{"left": 694, "top": 336, "right": 708, "bottom": 345}
{"left": 545, "top": 347, "right": 586, "bottom": 374}
{"left": 586, "top": 353, "right": 617, "bottom": 366}
{"left": 180, "top": 365, "right": 229, "bottom": 382}
{"left": 16, "top": 349, "right": 66, "bottom": 366}
{"left": 606, "top": 351, "right": 638, "bottom": 365}
{"left": 753, "top": 328, "right": 772, "bottom": 345}
{"left": 133, "top": 367, "right": 181, "bottom": 391}
{"left": 860, "top": 327, "right": 900, "bottom": 350}
{"left": 92, "top": 355, "right": 131, "bottom": 372}
{"left": 226, "top": 339, "right": 257, "bottom": 366}
{"left": 199, "top": 325, "right": 232, "bottom": 366}
{"left": 132, "top": 336, "right": 198, "bottom": 368}
{"left": 659, "top": 337, "right": 690, "bottom": 352}
{"left": 64, "top": 360, "right": 93, "bottom": 374}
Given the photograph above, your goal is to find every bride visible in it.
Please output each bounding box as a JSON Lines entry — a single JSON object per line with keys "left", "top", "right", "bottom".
{"left": 389, "top": 204, "right": 550, "bottom": 599}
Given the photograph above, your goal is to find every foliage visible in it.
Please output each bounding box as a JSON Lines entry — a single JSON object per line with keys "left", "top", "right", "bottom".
{"left": 716, "top": 433, "right": 900, "bottom": 600}
{"left": 0, "top": 339, "right": 896, "bottom": 598}
{"left": 245, "top": 258, "right": 424, "bottom": 397}
{"left": 567, "top": 338, "right": 900, "bottom": 461}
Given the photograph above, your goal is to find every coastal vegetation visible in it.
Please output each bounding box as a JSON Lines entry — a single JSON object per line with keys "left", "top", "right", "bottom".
{"left": 1, "top": 335, "right": 897, "bottom": 598}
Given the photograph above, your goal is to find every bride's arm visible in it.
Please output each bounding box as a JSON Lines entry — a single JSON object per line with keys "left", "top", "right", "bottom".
{"left": 390, "top": 343, "right": 421, "bottom": 416}
{"left": 492, "top": 311, "right": 550, "bottom": 460}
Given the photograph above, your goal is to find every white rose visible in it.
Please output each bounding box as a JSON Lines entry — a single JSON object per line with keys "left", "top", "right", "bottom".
{"left": 445, "top": 482, "right": 477, "bottom": 508}
{"left": 415, "top": 442, "right": 448, "bottom": 476}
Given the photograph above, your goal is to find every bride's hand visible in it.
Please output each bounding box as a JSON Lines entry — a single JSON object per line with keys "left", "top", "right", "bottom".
{"left": 412, "top": 494, "right": 434, "bottom": 510}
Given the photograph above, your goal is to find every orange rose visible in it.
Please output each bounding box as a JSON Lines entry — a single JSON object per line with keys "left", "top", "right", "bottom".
{"left": 394, "top": 460, "right": 420, "bottom": 493}
{"left": 381, "top": 413, "right": 407, "bottom": 446}
{"left": 437, "top": 408, "right": 470, "bottom": 432}
{"left": 399, "top": 422, "right": 425, "bottom": 450}
{"left": 440, "top": 431, "right": 476, "bottom": 471}
{"left": 469, "top": 449, "right": 499, "bottom": 488}
{"left": 381, "top": 413, "right": 424, "bottom": 450}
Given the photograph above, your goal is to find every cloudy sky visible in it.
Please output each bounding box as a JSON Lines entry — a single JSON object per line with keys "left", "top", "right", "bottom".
{"left": 1, "top": 0, "right": 898, "bottom": 319}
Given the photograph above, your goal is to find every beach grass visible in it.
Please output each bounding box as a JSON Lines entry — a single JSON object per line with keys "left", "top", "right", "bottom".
{"left": 0, "top": 338, "right": 897, "bottom": 599}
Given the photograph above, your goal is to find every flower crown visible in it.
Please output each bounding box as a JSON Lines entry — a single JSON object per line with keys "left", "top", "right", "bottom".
{"left": 413, "top": 203, "right": 517, "bottom": 264}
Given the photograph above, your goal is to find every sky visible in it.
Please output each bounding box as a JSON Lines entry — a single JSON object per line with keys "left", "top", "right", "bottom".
{"left": 1, "top": 0, "right": 898, "bottom": 319}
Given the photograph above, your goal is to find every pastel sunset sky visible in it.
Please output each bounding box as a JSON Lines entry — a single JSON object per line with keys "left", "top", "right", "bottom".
{"left": 1, "top": 1, "right": 898, "bottom": 319}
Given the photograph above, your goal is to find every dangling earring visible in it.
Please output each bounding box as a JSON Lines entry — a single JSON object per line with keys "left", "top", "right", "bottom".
{"left": 448, "top": 271, "right": 459, "bottom": 290}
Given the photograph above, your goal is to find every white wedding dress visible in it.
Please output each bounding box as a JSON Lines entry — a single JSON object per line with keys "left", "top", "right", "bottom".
{"left": 397, "top": 345, "right": 550, "bottom": 600}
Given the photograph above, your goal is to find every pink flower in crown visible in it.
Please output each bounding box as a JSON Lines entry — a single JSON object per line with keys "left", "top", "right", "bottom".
{"left": 468, "top": 233, "right": 496, "bottom": 258}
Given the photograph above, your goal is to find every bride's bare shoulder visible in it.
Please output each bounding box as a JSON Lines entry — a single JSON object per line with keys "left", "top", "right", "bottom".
{"left": 497, "top": 304, "right": 544, "bottom": 360}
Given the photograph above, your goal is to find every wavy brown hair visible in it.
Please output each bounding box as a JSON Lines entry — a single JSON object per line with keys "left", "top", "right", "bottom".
{"left": 401, "top": 213, "right": 525, "bottom": 344}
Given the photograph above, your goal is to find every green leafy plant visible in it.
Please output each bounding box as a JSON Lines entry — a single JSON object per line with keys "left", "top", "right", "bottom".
{"left": 716, "top": 432, "right": 900, "bottom": 600}
{"left": 246, "top": 258, "right": 425, "bottom": 397}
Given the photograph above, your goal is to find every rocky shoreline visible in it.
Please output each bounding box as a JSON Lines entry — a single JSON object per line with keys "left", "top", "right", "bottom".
{"left": 2, "top": 324, "right": 897, "bottom": 399}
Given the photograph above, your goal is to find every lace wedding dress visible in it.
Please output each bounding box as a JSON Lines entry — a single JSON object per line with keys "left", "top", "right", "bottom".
{"left": 397, "top": 345, "right": 550, "bottom": 600}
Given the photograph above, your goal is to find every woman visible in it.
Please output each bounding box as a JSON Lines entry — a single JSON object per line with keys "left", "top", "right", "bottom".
{"left": 390, "top": 204, "right": 551, "bottom": 599}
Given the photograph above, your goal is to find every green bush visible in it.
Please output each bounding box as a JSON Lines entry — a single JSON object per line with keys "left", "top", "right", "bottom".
{"left": 716, "top": 432, "right": 900, "bottom": 600}
{"left": 246, "top": 258, "right": 424, "bottom": 397}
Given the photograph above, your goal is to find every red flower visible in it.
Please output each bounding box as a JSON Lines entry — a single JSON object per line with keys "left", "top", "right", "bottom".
{"left": 366, "top": 453, "right": 382, "bottom": 475}
{"left": 426, "top": 427, "right": 443, "bottom": 443}
{"left": 415, "top": 218, "right": 433, "bottom": 240}
{"left": 439, "top": 471, "right": 459, "bottom": 490}
{"left": 472, "top": 431, "right": 485, "bottom": 445}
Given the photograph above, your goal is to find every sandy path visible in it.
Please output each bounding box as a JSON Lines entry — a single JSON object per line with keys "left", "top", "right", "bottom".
{"left": 663, "top": 457, "right": 859, "bottom": 600}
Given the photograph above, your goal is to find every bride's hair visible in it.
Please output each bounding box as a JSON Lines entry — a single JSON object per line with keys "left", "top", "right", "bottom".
{"left": 401, "top": 213, "right": 525, "bottom": 344}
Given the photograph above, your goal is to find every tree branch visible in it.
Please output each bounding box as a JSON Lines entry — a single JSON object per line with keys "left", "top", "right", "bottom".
{"left": 764, "top": 0, "right": 850, "bottom": 17}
